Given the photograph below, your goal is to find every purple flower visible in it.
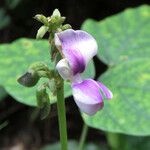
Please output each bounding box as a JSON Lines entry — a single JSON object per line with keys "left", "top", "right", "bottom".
{"left": 55, "top": 29, "right": 97, "bottom": 76}
{"left": 72, "top": 79, "right": 112, "bottom": 115}
{"left": 55, "top": 29, "right": 113, "bottom": 115}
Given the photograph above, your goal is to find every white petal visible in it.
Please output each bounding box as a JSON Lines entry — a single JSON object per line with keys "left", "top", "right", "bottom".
{"left": 56, "top": 58, "right": 72, "bottom": 80}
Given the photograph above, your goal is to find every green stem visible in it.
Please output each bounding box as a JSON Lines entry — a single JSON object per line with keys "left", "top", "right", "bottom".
{"left": 56, "top": 78, "right": 68, "bottom": 150}
{"left": 106, "top": 132, "right": 127, "bottom": 150}
{"left": 78, "top": 123, "right": 88, "bottom": 150}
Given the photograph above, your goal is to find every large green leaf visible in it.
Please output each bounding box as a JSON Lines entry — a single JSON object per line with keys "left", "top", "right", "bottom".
{"left": 81, "top": 5, "right": 150, "bottom": 135}
{"left": 82, "top": 5, "right": 150, "bottom": 66}
{"left": 0, "top": 38, "right": 95, "bottom": 106}
{"left": 83, "top": 58, "right": 150, "bottom": 135}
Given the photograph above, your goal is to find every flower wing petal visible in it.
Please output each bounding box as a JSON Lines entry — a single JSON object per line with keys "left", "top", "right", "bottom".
{"left": 97, "top": 82, "right": 113, "bottom": 99}
{"left": 72, "top": 79, "right": 103, "bottom": 115}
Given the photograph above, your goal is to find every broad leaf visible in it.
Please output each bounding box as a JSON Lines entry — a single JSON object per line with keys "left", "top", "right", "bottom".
{"left": 82, "top": 5, "right": 150, "bottom": 66}
{"left": 82, "top": 59, "right": 150, "bottom": 135}
{"left": 81, "top": 5, "right": 150, "bottom": 136}
{"left": 0, "top": 38, "right": 95, "bottom": 106}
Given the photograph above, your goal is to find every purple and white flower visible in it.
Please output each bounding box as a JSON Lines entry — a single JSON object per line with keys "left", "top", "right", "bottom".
{"left": 55, "top": 29, "right": 113, "bottom": 115}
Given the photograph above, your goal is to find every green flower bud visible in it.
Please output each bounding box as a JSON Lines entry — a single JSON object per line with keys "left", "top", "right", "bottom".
{"left": 36, "top": 85, "right": 48, "bottom": 107}
{"left": 61, "top": 24, "right": 72, "bottom": 30}
{"left": 48, "top": 16, "right": 66, "bottom": 32}
{"left": 36, "top": 85, "right": 51, "bottom": 120}
{"left": 36, "top": 25, "right": 48, "bottom": 39}
{"left": 34, "top": 14, "right": 49, "bottom": 26}
{"left": 17, "top": 71, "right": 39, "bottom": 87}
{"left": 28, "top": 62, "right": 49, "bottom": 72}
{"left": 18, "top": 62, "right": 54, "bottom": 87}
{"left": 52, "top": 9, "right": 61, "bottom": 17}
{"left": 40, "top": 102, "right": 51, "bottom": 120}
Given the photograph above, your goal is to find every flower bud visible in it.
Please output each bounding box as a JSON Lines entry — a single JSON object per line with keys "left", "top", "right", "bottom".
{"left": 36, "top": 25, "right": 48, "bottom": 39}
{"left": 36, "top": 85, "right": 49, "bottom": 107}
{"left": 18, "top": 62, "right": 54, "bottom": 87}
{"left": 28, "top": 62, "right": 48, "bottom": 72}
{"left": 36, "top": 85, "right": 51, "bottom": 119}
{"left": 34, "top": 14, "right": 49, "bottom": 26}
{"left": 50, "top": 16, "right": 66, "bottom": 26}
{"left": 52, "top": 9, "right": 61, "bottom": 17}
{"left": 17, "top": 71, "right": 39, "bottom": 87}
{"left": 61, "top": 24, "right": 72, "bottom": 30}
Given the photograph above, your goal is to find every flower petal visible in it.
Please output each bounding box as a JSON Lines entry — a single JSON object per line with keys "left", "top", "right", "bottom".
{"left": 56, "top": 58, "right": 72, "bottom": 80}
{"left": 72, "top": 79, "right": 103, "bottom": 115}
{"left": 55, "top": 29, "right": 98, "bottom": 75}
{"left": 97, "top": 82, "right": 113, "bottom": 99}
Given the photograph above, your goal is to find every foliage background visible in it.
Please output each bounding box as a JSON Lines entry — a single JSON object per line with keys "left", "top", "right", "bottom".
{"left": 0, "top": 0, "right": 150, "bottom": 150}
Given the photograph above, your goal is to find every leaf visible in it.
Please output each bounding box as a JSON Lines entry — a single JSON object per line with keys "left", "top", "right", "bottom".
{"left": 81, "top": 5, "right": 150, "bottom": 135}
{"left": 82, "top": 59, "right": 150, "bottom": 135}
{"left": 0, "top": 8, "right": 10, "bottom": 29}
{"left": 82, "top": 60, "right": 95, "bottom": 79}
{"left": 82, "top": 5, "right": 150, "bottom": 66}
{"left": 41, "top": 141, "right": 102, "bottom": 150}
{"left": 125, "top": 136, "right": 150, "bottom": 150}
{"left": 0, "top": 86, "right": 7, "bottom": 101}
{"left": 5, "top": 0, "right": 22, "bottom": 9}
{"left": 0, "top": 38, "right": 95, "bottom": 106}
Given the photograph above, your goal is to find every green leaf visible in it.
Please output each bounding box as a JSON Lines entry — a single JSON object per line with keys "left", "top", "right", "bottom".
{"left": 41, "top": 141, "right": 102, "bottom": 150}
{"left": 0, "top": 38, "right": 95, "bottom": 106}
{"left": 0, "top": 8, "right": 10, "bottom": 29}
{"left": 82, "top": 5, "right": 150, "bottom": 66}
{"left": 106, "top": 133, "right": 150, "bottom": 150}
{"left": 125, "top": 135, "right": 150, "bottom": 150}
{"left": 0, "top": 86, "right": 7, "bottom": 101}
{"left": 82, "top": 60, "right": 95, "bottom": 79}
{"left": 82, "top": 59, "right": 150, "bottom": 135}
{"left": 81, "top": 5, "right": 150, "bottom": 135}
{"left": 5, "top": 0, "right": 22, "bottom": 9}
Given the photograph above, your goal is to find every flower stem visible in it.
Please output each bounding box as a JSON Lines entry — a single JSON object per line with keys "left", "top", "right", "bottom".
{"left": 78, "top": 123, "right": 88, "bottom": 150}
{"left": 56, "top": 78, "right": 68, "bottom": 150}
